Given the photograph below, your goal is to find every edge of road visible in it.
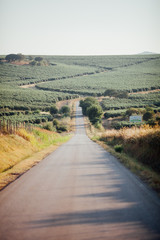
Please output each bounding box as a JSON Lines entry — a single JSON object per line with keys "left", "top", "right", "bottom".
{"left": 83, "top": 116, "right": 160, "bottom": 203}
{"left": 0, "top": 135, "right": 73, "bottom": 191}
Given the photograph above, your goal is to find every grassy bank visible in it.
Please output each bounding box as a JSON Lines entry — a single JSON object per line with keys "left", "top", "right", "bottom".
{"left": 85, "top": 118, "right": 160, "bottom": 194}
{"left": 100, "top": 125, "right": 160, "bottom": 173}
{"left": 0, "top": 128, "right": 72, "bottom": 190}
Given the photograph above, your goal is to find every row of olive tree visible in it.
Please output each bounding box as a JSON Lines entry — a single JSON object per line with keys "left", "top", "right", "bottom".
{"left": 80, "top": 97, "right": 103, "bottom": 126}
{"left": 50, "top": 104, "right": 70, "bottom": 117}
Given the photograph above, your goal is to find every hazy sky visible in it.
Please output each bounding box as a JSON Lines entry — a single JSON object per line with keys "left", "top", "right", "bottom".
{"left": 0, "top": 0, "right": 160, "bottom": 55}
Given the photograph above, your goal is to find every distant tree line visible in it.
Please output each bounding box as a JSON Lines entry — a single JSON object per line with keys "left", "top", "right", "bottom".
{"left": 5, "top": 53, "right": 25, "bottom": 62}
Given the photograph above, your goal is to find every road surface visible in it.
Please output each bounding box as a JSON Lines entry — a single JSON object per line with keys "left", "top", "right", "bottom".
{"left": 0, "top": 103, "right": 160, "bottom": 240}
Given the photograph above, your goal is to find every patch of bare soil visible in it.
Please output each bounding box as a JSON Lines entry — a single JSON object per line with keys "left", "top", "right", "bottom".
{"left": 20, "top": 84, "right": 36, "bottom": 89}
{"left": 10, "top": 60, "right": 30, "bottom": 65}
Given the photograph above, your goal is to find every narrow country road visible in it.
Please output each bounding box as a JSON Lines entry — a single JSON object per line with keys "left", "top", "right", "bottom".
{"left": 0, "top": 103, "right": 160, "bottom": 240}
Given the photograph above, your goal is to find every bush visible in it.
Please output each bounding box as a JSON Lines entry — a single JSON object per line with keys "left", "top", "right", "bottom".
{"left": 104, "top": 89, "right": 128, "bottom": 98}
{"left": 50, "top": 105, "right": 58, "bottom": 115}
{"left": 104, "top": 111, "right": 124, "bottom": 118}
{"left": 53, "top": 119, "right": 59, "bottom": 127}
{"left": 35, "top": 57, "right": 43, "bottom": 62}
{"left": 43, "top": 123, "right": 52, "bottom": 131}
{"left": 114, "top": 144, "right": 123, "bottom": 153}
{"left": 47, "top": 115, "right": 53, "bottom": 121}
{"left": 143, "top": 111, "right": 154, "bottom": 121}
{"left": 147, "top": 119, "right": 157, "bottom": 127}
{"left": 60, "top": 105, "right": 70, "bottom": 116}
{"left": 56, "top": 124, "right": 67, "bottom": 133}
{"left": 126, "top": 108, "right": 140, "bottom": 116}
{"left": 33, "top": 110, "right": 40, "bottom": 114}
{"left": 25, "top": 110, "right": 31, "bottom": 115}
{"left": 80, "top": 97, "right": 98, "bottom": 116}
{"left": 34, "top": 119, "right": 41, "bottom": 124}
{"left": 5, "top": 53, "right": 25, "bottom": 62}
{"left": 87, "top": 104, "right": 103, "bottom": 124}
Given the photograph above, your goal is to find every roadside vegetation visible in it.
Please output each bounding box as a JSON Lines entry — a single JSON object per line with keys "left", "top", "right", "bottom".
{"left": 0, "top": 127, "right": 72, "bottom": 190}
{"left": 0, "top": 100, "right": 76, "bottom": 190}
{"left": 0, "top": 127, "right": 71, "bottom": 174}
{"left": 82, "top": 97, "right": 160, "bottom": 193}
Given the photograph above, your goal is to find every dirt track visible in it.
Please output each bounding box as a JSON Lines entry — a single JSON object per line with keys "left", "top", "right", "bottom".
{"left": 0, "top": 103, "right": 160, "bottom": 240}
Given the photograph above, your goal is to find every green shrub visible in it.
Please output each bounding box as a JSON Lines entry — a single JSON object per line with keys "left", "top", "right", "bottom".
{"left": 104, "top": 89, "right": 128, "bottom": 98}
{"left": 126, "top": 108, "right": 140, "bottom": 116}
{"left": 80, "top": 97, "right": 98, "bottom": 116}
{"left": 143, "top": 111, "right": 154, "bottom": 121}
{"left": 59, "top": 105, "right": 70, "bottom": 116}
{"left": 53, "top": 119, "right": 59, "bottom": 127}
{"left": 56, "top": 124, "right": 67, "bottom": 133}
{"left": 87, "top": 104, "right": 103, "bottom": 124}
{"left": 43, "top": 123, "right": 52, "bottom": 131}
{"left": 114, "top": 144, "right": 123, "bottom": 153}
{"left": 34, "top": 119, "right": 41, "bottom": 124}
{"left": 50, "top": 105, "right": 58, "bottom": 115}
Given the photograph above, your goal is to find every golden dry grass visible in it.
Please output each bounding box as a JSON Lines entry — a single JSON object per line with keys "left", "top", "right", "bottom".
{"left": 0, "top": 134, "right": 37, "bottom": 173}
{"left": 85, "top": 120, "right": 160, "bottom": 194}
{"left": 101, "top": 124, "right": 160, "bottom": 144}
{"left": 0, "top": 127, "right": 73, "bottom": 190}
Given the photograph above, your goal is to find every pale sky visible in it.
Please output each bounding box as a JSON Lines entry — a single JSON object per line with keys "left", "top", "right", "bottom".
{"left": 0, "top": 0, "right": 160, "bottom": 55}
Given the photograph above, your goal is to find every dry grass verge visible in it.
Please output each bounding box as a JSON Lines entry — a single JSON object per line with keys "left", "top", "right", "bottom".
{"left": 0, "top": 128, "right": 73, "bottom": 191}
{"left": 0, "top": 142, "right": 68, "bottom": 191}
{"left": 84, "top": 117, "right": 160, "bottom": 195}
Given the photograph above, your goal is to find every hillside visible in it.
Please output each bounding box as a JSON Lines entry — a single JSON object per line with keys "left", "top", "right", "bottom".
{"left": 0, "top": 54, "right": 160, "bottom": 125}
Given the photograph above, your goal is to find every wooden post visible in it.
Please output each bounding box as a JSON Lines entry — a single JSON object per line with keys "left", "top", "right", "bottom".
{"left": 16, "top": 122, "right": 19, "bottom": 133}
{"left": 7, "top": 120, "right": 9, "bottom": 133}
{"left": 3, "top": 118, "right": 5, "bottom": 133}
{"left": 10, "top": 120, "right": 12, "bottom": 134}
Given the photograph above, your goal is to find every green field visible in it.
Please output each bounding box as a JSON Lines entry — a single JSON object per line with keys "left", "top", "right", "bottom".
{"left": 101, "top": 92, "right": 160, "bottom": 110}
{"left": 0, "top": 55, "right": 160, "bottom": 116}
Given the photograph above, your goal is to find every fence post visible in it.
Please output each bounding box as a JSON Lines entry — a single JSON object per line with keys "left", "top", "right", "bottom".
{"left": 2, "top": 118, "right": 5, "bottom": 132}
{"left": 7, "top": 120, "right": 9, "bottom": 133}
{"left": 9, "top": 120, "right": 12, "bottom": 134}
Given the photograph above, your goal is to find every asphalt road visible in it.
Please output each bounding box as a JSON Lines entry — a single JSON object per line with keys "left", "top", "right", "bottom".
{"left": 0, "top": 103, "right": 160, "bottom": 240}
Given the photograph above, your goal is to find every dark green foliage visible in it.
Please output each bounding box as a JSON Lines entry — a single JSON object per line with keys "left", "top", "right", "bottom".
{"left": 35, "top": 57, "right": 43, "bottom": 62}
{"left": 87, "top": 104, "right": 103, "bottom": 124}
{"left": 34, "top": 119, "right": 41, "bottom": 124}
{"left": 143, "top": 111, "right": 154, "bottom": 121}
{"left": 5, "top": 54, "right": 25, "bottom": 62}
{"left": 111, "top": 121, "right": 142, "bottom": 129}
{"left": 104, "top": 89, "right": 128, "bottom": 98}
{"left": 52, "top": 119, "right": 67, "bottom": 132}
{"left": 104, "top": 110, "right": 125, "bottom": 118}
{"left": 56, "top": 124, "right": 67, "bottom": 133}
{"left": 60, "top": 105, "right": 70, "bottom": 116}
{"left": 53, "top": 119, "right": 59, "bottom": 127}
{"left": 126, "top": 108, "right": 141, "bottom": 116}
{"left": 50, "top": 105, "right": 58, "bottom": 115}
{"left": 147, "top": 119, "right": 157, "bottom": 126}
{"left": 80, "top": 97, "right": 98, "bottom": 116}
{"left": 80, "top": 97, "right": 103, "bottom": 125}
{"left": 42, "top": 123, "right": 53, "bottom": 131}
{"left": 114, "top": 144, "right": 123, "bottom": 153}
